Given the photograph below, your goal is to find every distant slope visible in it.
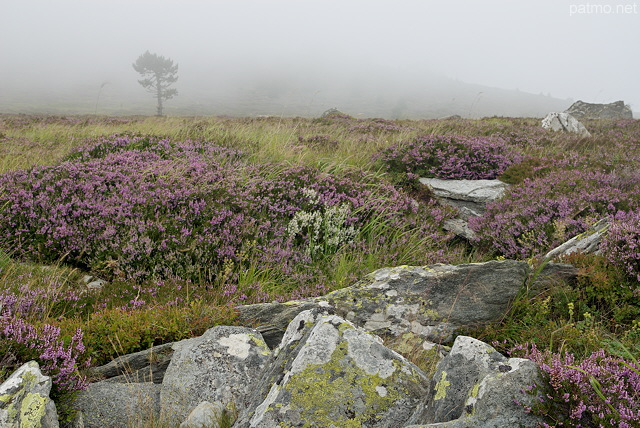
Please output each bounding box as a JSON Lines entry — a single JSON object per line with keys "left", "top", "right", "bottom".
{"left": 0, "top": 69, "right": 573, "bottom": 118}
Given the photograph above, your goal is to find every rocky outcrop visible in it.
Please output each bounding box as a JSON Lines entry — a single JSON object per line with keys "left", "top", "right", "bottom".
{"left": 3, "top": 260, "right": 568, "bottom": 427}
{"left": 419, "top": 178, "right": 508, "bottom": 219}
{"left": 318, "top": 260, "right": 530, "bottom": 343}
{"left": 0, "top": 361, "right": 59, "bottom": 428}
{"left": 541, "top": 112, "right": 591, "bottom": 137}
{"left": 565, "top": 100, "right": 633, "bottom": 120}
{"left": 236, "top": 310, "right": 432, "bottom": 427}
{"left": 86, "top": 342, "right": 174, "bottom": 384}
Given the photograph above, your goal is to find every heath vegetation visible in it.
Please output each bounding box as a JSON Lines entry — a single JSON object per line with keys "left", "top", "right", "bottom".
{"left": 1, "top": 113, "right": 639, "bottom": 426}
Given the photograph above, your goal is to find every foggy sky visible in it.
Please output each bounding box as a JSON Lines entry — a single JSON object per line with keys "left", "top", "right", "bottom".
{"left": 1, "top": 0, "right": 639, "bottom": 117}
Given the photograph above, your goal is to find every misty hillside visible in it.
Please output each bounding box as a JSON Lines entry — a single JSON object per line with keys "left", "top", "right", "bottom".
{"left": 0, "top": 70, "right": 575, "bottom": 119}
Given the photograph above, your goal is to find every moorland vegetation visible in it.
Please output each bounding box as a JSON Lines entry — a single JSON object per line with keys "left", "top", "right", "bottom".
{"left": 0, "top": 113, "right": 639, "bottom": 426}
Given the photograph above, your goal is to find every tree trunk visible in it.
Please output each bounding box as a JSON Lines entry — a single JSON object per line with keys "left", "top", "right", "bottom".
{"left": 156, "top": 74, "right": 163, "bottom": 116}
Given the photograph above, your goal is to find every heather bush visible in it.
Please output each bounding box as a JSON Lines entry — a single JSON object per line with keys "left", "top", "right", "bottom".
{"left": 0, "top": 299, "right": 88, "bottom": 394}
{"left": 0, "top": 135, "right": 453, "bottom": 291}
{"left": 601, "top": 210, "right": 640, "bottom": 282}
{"left": 373, "top": 134, "right": 523, "bottom": 179}
{"left": 513, "top": 343, "right": 640, "bottom": 428}
{"left": 470, "top": 169, "right": 637, "bottom": 259}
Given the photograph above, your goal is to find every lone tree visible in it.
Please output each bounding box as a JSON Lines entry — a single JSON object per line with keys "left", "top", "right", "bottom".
{"left": 132, "top": 51, "right": 178, "bottom": 116}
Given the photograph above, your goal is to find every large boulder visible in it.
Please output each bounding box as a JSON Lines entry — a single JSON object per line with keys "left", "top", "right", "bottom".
{"left": 72, "top": 381, "right": 161, "bottom": 428}
{"left": 405, "top": 336, "right": 544, "bottom": 428}
{"left": 541, "top": 112, "right": 591, "bottom": 137}
{"left": 236, "top": 310, "right": 431, "bottom": 427}
{"left": 159, "top": 326, "right": 272, "bottom": 425}
{"left": 565, "top": 100, "right": 633, "bottom": 120}
{"left": 316, "top": 260, "right": 530, "bottom": 343}
{"left": 0, "top": 361, "right": 59, "bottom": 428}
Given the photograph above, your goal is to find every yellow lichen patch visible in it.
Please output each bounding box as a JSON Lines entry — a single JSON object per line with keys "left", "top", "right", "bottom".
{"left": 470, "top": 383, "right": 480, "bottom": 397}
{"left": 434, "top": 371, "right": 450, "bottom": 401}
{"left": 20, "top": 392, "right": 48, "bottom": 428}
{"left": 283, "top": 335, "right": 402, "bottom": 427}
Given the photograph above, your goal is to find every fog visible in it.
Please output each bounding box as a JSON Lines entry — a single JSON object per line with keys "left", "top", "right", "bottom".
{"left": 1, "top": 0, "right": 639, "bottom": 118}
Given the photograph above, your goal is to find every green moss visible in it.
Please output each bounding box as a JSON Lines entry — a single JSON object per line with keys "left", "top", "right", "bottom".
{"left": 0, "top": 394, "right": 11, "bottom": 403}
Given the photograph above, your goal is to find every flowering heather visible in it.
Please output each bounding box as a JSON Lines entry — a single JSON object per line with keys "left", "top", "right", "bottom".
{"left": 513, "top": 343, "right": 640, "bottom": 428}
{"left": 470, "top": 169, "right": 638, "bottom": 259}
{"left": 0, "top": 135, "right": 453, "bottom": 292}
{"left": 601, "top": 210, "right": 640, "bottom": 282}
{"left": 1, "top": 301, "right": 88, "bottom": 393}
{"left": 373, "top": 134, "right": 523, "bottom": 179}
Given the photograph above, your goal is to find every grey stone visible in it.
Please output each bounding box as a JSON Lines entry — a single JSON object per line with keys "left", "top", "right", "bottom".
{"left": 179, "top": 401, "right": 226, "bottom": 428}
{"left": 544, "top": 218, "right": 609, "bottom": 260}
{"left": 86, "top": 342, "right": 174, "bottom": 384}
{"left": 565, "top": 100, "right": 633, "bottom": 120}
{"left": 235, "top": 300, "right": 324, "bottom": 349}
{"left": 72, "top": 381, "right": 160, "bottom": 428}
{"left": 405, "top": 336, "right": 544, "bottom": 428}
{"left": 236, "top": 311, "right": 431, "bottom": 427}
{"left": 419, "top": 178, "right": 509, "bottom": 218}
{"left": 541, "top": 112, "right": 591, "bottom": 137}
{"left": 160, "top": 326, "right": 272, "bottom": 425}
{"left": 315, "top": 260, "right": 530, "bottom": 343}
{"left": 443, "top": 218, "right": 476, "bottom": 241}
{"left": 0, "top": 361, "right": 59, "bottom": 428}
{"left": 320, "top": 107, "right": 348, "bottom": 118}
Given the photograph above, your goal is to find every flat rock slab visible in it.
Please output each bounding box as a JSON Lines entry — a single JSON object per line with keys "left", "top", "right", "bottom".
{"left": 315, "top": 260, "right": 530, "bottom": 343}
{"left": 544, "top": 218, "right": 609, "bottom": 260}
{"left": 237, "top": 311, "right": 431, "bottom": 427}
{"left": 419, "top": 178, "right": 509, "bottom": 219}
{"left": 160, "top": 326, "right": 272, "bottom": 425}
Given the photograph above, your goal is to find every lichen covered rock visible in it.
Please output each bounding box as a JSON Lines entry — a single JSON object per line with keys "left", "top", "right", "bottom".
{"left": 316, "top": 260, "right": 530, "bottom": 343}
{"left": 237, "top": 311, "right": 431, "bottom": 427}
{"left": 405, "top": 336, "right": 543, "bottom": 427}
{"left": 0, "top": 361, "right": 59, "bottom": 428}
{"left": 160, "top": 326, "right": 272, "bottom": 425}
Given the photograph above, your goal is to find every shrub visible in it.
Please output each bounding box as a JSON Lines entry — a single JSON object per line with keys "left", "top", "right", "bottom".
{"left": 470, "top": 169, "right": 634, "bottom": 259}
{"left": 601, "top": 210, "right": 640, "bottom": 282}
{"left": 373, "top": 134, "right": 523, "bottom": 179}
{"left": 513, "top": 343, "right": 640, "bottom": 428}
{"left": 0, "top": 135, "right": 453, "bottom": 294}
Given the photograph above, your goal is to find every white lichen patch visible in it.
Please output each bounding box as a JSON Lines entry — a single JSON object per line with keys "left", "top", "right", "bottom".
{"left": 217, "top": 334, "right": 252, "bottom": 359}
{"left": 376, "top": 386, "right": 388, "bottom": 397}
{"left": 385, "top": 289, "right": 398, "bottom": 297}
{"left": 344, "top": 329, "right": 397, "bottom": 379}
{"left": 289, "top": 317, "right": 340, "bottom": 374}
{"left": 277, "top": 310, "right": 321, "bottom": 356}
